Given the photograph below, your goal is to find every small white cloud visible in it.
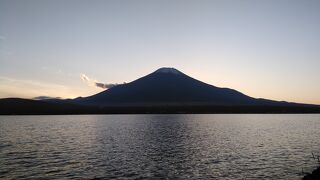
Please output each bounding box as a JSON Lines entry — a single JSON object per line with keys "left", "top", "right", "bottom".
{"left": 80, "top": 74, "right": 119, "bottom": 89}
{"left": 81, "top": 74, "right": 90, "bottom": 82}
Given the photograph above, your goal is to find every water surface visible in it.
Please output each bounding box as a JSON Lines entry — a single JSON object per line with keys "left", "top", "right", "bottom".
{"left": 1, "top": 114, "right": 320, "bottom": 179}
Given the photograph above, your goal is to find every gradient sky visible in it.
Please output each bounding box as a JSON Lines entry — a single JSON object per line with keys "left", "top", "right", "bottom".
{"left": 1, "top": 0, "right": 320, "bottom": 104}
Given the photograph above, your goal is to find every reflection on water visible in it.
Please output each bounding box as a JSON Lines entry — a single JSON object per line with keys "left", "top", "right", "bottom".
{"left": 0, "top": 114, "right": 320, "bottom": 179}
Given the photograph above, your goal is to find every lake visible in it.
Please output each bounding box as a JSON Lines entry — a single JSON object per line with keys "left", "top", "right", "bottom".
{"left": 1, "top": 114, "right": 320, "bottom": 179}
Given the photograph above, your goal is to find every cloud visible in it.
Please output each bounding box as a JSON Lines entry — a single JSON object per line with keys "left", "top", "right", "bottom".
{"left": 95, "top": 82, "right": 118, "bottom": 89}
{"left": 0, "top": 35, "right": 6, "bottom": 40}
{"left": 0, "top": 76, "right": 80, "bottom": 99}
{"left": 81, "top": 74, "right": 119, "bottom": 89}
{"left": 81, "top": 74, "right": 90, "bottom": 82}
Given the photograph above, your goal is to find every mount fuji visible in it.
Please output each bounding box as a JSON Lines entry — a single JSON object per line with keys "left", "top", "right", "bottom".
{"left": 74, "top": 67, "right": 311, "bottom": 107}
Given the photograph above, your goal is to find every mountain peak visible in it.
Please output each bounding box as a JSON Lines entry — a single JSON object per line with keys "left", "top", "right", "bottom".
{"left": 154, "top": 67, "right": 182, "bottom": 75}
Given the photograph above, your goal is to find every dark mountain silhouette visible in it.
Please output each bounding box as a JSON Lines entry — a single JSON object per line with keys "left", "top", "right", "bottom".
{"left": 0, "top": 67, "right": 320, "bottom": 115}
{"left": 75, "top": 67, "right": 308, "bottom": 106}
{"left": 0, "top": 98, "right": 96, "bottom": 115}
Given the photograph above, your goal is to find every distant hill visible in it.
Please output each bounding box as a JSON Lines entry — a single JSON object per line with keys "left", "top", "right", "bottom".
{"left": 0, "top": 67, "right": 319, "bottom": 115}
{"left": 0, "top": 98, "right": 95, "bottom": 115}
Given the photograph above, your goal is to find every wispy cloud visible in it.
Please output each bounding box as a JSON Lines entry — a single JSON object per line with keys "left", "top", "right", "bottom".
{"left": 81, "top": 74, "right": 90, "bottom": 82}
{"left": 0, "top": 76, "right": 80, "bottom": 99}
{"left": 81, "top": 74, "right": 119, "bottom": 89}
{"left": 0, "top": 35, "right": 6, "bottom": 40}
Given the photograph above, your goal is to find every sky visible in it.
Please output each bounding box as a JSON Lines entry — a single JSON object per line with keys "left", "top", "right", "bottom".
{"left": 1, "top": 0, "right": 320, "bottom": 104}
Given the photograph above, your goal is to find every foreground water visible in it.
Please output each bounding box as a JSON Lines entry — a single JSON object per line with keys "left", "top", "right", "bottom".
{"left": 0, "top": 114, "right": 320, "bottom": 179}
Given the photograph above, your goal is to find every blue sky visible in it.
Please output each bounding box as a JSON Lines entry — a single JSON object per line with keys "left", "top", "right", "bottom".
{"left": 1, "top": 0, "right": 320, "bottom": 104}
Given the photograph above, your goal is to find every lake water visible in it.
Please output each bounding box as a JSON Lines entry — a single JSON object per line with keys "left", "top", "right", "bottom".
{"left": 0, "top": 114, "right": 320, "bottom": 179}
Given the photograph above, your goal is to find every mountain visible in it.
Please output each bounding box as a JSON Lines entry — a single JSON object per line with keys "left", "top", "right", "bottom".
{"left": 1, "top": 67, "right": 320, "bottom": 114}
{"left": 75, "top": 67, "right": 303, "bottom": 106}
